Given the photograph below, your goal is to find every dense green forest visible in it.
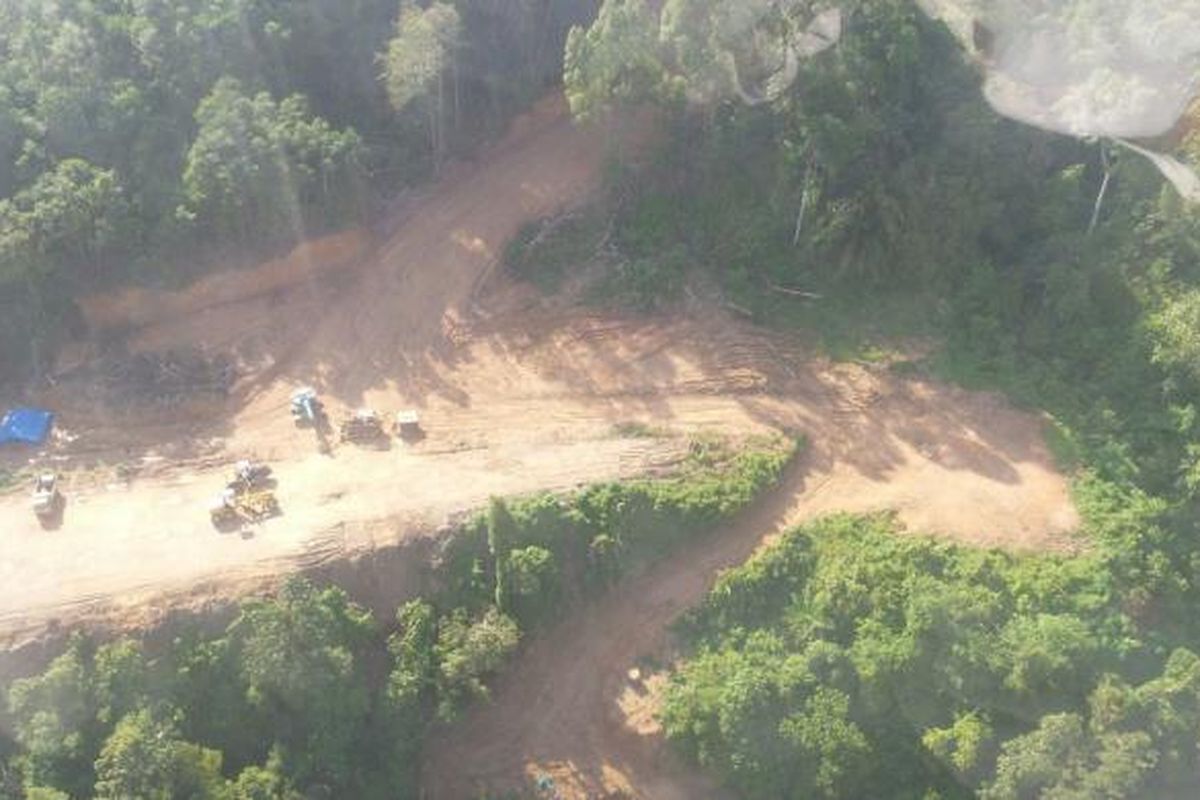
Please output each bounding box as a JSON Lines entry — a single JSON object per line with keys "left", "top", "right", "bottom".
{"left": 665, "top": 514, "right": 1196, "bottom": 799}
{"left": 0, "top": 440, "right": 794, "bottom": 798}
{"left": 562, "top": 0, "right": 1200, "bottom": 505}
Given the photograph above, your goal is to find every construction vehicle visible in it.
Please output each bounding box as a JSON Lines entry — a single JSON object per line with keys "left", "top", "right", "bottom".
{"left": 340, "top": 408, "right": 385, "bottom": 443}
{"left": 210, "top": 487, "right": 280, "bottom": 528}
{"left": 209, "top": 488, "right": 239, "bottom": 528}
{"left": 394, "top": 409, "right": 423, "bottom": 441}
{"left": 228, "top": 459, "right": 273, "bottom": 492}
{"left": 290, "top": 387, "right": 325, "bottom": 427}
{"left": 31, "top": 473, "right": 61, "bottom": 520}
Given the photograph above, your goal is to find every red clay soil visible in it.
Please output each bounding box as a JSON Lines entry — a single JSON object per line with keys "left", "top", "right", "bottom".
{"left": 417, "top": 327, "right": 1080, "bottom": 800}
{"left": 77, "top": 229, "right": 371, "bottom": 332}
{"left": 0, "top": 92, "right": 1079, "bottom": 799}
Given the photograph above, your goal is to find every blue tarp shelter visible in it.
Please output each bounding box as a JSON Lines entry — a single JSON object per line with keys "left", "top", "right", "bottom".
{"left": 0, "top": 408, "right": 54, "bottom": 445}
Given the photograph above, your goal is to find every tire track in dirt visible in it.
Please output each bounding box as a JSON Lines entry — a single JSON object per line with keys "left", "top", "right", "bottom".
{"left": 420, "top": 347, "right": 1081, "bottom": 800}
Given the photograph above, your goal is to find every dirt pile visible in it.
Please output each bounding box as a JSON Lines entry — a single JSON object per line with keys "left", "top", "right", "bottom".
{"left": 77, "top": 229, "right": 370, "bottom": 333}
{"left": 63, "top": 348, "right": 236, "bottom": 410}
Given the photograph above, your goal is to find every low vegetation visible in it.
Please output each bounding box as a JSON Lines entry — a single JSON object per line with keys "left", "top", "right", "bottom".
{"left": 436, "top": 435, "right": 799, "bottom": 623}
{"left": 505, "top": 213, "right": 610, "bottom": 293}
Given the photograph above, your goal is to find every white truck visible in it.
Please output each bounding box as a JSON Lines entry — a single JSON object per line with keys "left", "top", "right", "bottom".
{"left": 31, "top": 473, "right": 61, "bottom": 521}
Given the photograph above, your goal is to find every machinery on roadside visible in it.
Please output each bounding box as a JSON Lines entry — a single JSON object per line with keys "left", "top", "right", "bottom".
{"left": 340, "top": 408, "right": 385, "bottom": 443}
{"left": 228, "top": 459, "right": 273, "bottom": 492}
{"left": 290, "top": 387, "right": 325, "bottom": 427}
{"left": 393, "top": 409, "right": 423, "bottom": 441}
{"left": 31, "top": 473, "right": 62, "bottom": 522}
{"left": 209, "top": 486, "right": 280, "bottom": 529}
{"left": 210, "top": 459, "right": 279, "bottom": 529}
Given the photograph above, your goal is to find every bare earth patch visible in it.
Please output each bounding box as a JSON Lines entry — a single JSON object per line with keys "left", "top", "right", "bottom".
{"left": 418, "top": 336, "right": 1080, "bottom": 800}
{"left": 0, "top": 92, "right": 1078, "bottom": 799}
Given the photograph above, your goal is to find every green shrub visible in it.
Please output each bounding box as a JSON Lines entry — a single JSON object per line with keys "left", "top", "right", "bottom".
{"left": 505, "top": 213, "right": 608, "bottom": 292}
{"left": 507, "top": 546, "right": 559, "bottom": 627}
{"left": 434, "top": 608, "right": 520, "bottom": 721}
{"left": 587, "top": 247, "right": 686, "bottom": 311}
{"left": 433, "top": 436, "right": 800, "bottom": 611}
{"left": 663, "top": 515, "right": 1143, "bottom": 800}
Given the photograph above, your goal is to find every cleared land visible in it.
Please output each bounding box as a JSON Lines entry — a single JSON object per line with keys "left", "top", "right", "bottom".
{"left": 0, "top": 93, "right": 1077, "bottom": 798}
{"left": 418, "top": 328, "right": 1081, "bottom": 800}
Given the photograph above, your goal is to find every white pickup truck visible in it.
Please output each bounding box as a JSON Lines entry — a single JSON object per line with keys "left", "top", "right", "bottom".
{"left": 31, "top": 473, "right": 61, "bottom": 520}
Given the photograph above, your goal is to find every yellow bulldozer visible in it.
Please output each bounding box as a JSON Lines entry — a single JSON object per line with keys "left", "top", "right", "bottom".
{"left": 209, "top": 486, "right": 279, "bottom": 529}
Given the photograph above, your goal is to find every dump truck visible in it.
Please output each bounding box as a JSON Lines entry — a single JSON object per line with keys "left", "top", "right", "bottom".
{"left": 340, "top": 408, "right": 385, "bottom": 443}
{"left": 290, "top": 387, "right": 324, "bottom": 427}
{"left": 31, "top": 473, "right": 61, "bottom": 520}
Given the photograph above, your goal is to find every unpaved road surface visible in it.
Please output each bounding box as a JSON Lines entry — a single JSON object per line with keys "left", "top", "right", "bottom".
{"left": 0, "top": 93, "right": 1078, "bottom": 798}
{"left": 0, "top": 95, "right": 658, "bottom": 640}
{"left": 419, "top": 344, "right": 1081, "bottom": 800}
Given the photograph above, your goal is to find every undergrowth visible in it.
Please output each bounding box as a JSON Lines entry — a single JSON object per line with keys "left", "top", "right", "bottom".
{"left": 504, "top": 212, "right": 608, "bottom": 293}
{"left": 505, "top": 200, "right": 686, "bottom": 310}
{"left": 433, "top": 434, "right": 802, "bottom": 622}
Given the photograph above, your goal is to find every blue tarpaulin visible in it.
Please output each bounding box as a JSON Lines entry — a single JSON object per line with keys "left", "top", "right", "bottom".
{"left": 0, "top": 408, "right": 54, "bottom": 445}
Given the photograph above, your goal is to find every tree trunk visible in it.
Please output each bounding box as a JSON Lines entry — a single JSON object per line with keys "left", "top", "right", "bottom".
{"left": 436, "top": 71, "right": 447, "bottom": 165}
{"left": 24, "top": 269, "right": 44, "bottom": 381}
{"left": 792, "top": 165, "right": 812, "bottom": 247}
{"left": 428, "top": 99, "right": 439, "bottom": 172}
{"left": 452, "top": 51, "right": 461, "bottom": 132}
{"left": 1087, "top": 146, "right": 1112, "bottom": 236}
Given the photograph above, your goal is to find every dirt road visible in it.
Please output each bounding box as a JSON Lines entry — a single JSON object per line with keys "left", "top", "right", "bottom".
{"left": 0, "top": 96, "right": 648, "bottom": 637}
{"left": 0, "top": 92, "right": 1078, "bottom": 797}
{"left": 418, "top": 327, "right": 1081, "bottom": 800}
{"left": 0, "top": 306, "right": 1076, "bottom": 634}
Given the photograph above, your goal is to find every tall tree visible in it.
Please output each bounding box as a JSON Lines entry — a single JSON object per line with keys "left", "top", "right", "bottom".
{"left": 181, "top": 78, "right": 362, "bottom": 243}
{"left": 380, "top": 1, "right": 462, "bottom": 161}
{"left": 227, "top": 579, "right": 374, "bottom": 792}
{"left": 563, "top": 0, "right": 667, "bottom": 119}
{"left": 487, "top": 496, "right": 518, "bottom": 613}
{"left": 8, "top": 639, "right": 96, "bottom": 798}
{"left": 93, "top": 710, "right": 227, "bottom": 800}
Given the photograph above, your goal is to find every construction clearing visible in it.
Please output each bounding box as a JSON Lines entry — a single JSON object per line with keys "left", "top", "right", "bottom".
{"left": 0, "top": 94, "right": 1080, "bottom": 800}
{"left": 55, "top": 347, "right": 236, "bottom": 411}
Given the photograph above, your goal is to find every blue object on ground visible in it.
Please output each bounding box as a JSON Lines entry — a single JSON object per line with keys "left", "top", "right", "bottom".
{"left": 0, "top": 408, "right": 54, "bottom": 445}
